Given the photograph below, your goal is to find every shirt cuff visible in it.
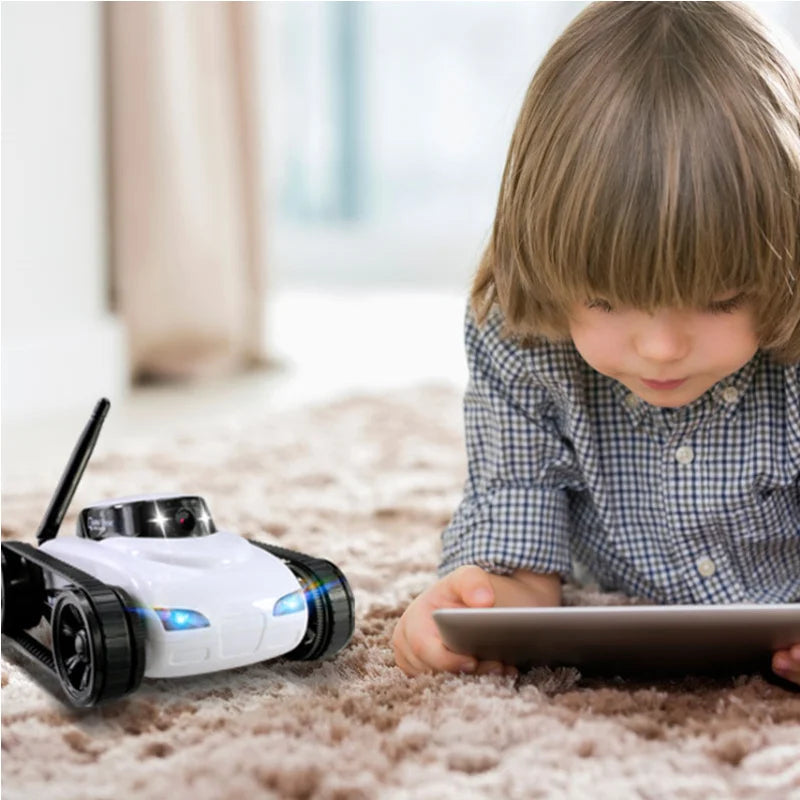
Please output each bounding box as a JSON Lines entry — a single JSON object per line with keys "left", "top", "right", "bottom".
{"left": 438, "top": 485, "right": 573, "bottom": 578}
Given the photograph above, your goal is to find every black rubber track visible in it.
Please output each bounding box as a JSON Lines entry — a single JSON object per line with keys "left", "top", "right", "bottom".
{"left": 2, "top": 548, "right": 46, "bottom": 632}
{"left": 1, "top": 541, "right": 147, "bottom": 707}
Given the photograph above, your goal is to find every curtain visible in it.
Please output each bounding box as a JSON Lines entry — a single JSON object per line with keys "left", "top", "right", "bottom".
{"left": 105, "top": 2, "right": 267, "bottom": 381}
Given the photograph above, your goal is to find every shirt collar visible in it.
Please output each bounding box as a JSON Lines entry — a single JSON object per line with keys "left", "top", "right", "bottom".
{"left": 613, "top": 352, "right": 762, "bottom": 433}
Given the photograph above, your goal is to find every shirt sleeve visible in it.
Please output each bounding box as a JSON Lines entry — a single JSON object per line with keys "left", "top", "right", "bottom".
{"left": 439, "top": 308, "right": 585, "bottom": 578}
{"left": 786, "top": 363, "right": 800, "bottom": 470}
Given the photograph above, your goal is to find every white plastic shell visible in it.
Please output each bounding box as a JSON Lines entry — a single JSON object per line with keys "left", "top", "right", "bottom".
{"left": 41, "top": 531, "right": 308, "bottom": 678}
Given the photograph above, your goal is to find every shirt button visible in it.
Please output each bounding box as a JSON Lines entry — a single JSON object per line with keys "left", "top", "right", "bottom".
{"left": 674, "top": 445, "right": 694, "bottom": 464}
{"left": 721, "top": 386, "right": 739, "bottom": 404}
{"left": 696, "top": 556, "right": 716, "bottom": 577}
{"left": 625, "top": 393, "right": 641, "bottom": 408}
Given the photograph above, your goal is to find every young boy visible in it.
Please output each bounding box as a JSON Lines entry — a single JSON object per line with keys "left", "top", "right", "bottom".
{"left": 392, "top": 2, "right": 800, "bottom": 683}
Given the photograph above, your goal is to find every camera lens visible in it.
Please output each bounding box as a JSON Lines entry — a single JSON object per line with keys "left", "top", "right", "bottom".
{"left": 174, "top": 508, "right": 196, "bottom": 533}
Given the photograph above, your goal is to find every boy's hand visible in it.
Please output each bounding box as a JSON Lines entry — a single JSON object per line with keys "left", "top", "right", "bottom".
{"left": 391, "top": 565, "right": 560, "bottom": 677}
{"left": 772, "top": 644, "right": 800, "bottom": 685}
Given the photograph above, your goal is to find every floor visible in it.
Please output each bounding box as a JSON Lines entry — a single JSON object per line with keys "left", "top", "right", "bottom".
{"left": 1, "top": 289, "right": 468, "bottom": 491}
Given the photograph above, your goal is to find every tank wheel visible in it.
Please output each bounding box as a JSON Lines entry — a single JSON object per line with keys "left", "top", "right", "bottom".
{"left": 52, "top": 590, "right": 103, "bottom": 705}
{"left": 285, "top": 557, "right": 355, "bottom": 662}
{"left": 52, "top": 587, "right": 146, "bottom": 707}
{"left": 1, "top": 548, "right": 46, "bottom": 633}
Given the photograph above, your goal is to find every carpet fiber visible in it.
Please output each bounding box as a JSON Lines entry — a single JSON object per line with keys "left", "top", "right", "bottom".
{"left": 2, "top": 386, "right": 799, "bottom": 799}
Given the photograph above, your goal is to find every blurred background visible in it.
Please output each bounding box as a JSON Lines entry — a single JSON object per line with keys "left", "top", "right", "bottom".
{"left": 2, "top": 1, "right": 799, "bottom": 486}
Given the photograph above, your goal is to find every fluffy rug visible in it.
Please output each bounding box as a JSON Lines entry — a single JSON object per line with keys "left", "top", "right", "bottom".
{"left": 2, "top": 385, "right": 799, "bottom": 800}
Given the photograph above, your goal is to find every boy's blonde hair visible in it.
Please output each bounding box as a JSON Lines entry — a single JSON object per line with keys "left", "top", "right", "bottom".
{"left": 473, "top": 1, "right": 800, "bottom": 363}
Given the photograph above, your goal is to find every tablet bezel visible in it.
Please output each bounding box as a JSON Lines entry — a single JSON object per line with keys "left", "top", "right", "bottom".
{"left": 433, "top": 603, "right": 800, "bottom": 675}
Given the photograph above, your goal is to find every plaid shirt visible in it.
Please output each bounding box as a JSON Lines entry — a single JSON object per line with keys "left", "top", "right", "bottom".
{"left": 440, "top": 308, "right": 800, "bottom": 604}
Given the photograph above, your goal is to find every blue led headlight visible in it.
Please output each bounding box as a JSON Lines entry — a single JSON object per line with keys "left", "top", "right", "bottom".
{"left": 154, "top": 608, "right": 210, "bottom": 631}
{"left": 273, "top": 590, "right": 306, "bottom": 616}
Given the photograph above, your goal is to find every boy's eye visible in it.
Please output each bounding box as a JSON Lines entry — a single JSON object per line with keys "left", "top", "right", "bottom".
{"left": 586, "top": 298, "right": 614, "bottom": 313}
{"left": 706, "top": 294, "right": 745, "bottom": 314}
{"left": 584, "top": 295, "right": 745, "bottom": 315}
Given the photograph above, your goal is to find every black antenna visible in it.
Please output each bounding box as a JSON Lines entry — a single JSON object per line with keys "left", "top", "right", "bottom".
{"left": 36, "top": 398, "right": 111, "bottom": 546}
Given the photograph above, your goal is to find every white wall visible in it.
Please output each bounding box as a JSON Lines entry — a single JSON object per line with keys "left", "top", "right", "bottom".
{"left": 1, "top": 2, "right": 127, "bottom": 428}
{"left": 262, "top": 1, "right": 798, "bottom": 291}
{"left": 261, "top": 2, "right": 590, "bottom": 291}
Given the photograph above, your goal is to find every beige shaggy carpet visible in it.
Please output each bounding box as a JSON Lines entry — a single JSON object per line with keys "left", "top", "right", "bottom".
{"left": 2, "top": 385, "right": 799, "bottom": 800}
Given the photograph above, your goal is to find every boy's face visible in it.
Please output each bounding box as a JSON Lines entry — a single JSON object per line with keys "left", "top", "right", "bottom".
{"left": 567, "top": 292, "right": 759, "bottom": 408}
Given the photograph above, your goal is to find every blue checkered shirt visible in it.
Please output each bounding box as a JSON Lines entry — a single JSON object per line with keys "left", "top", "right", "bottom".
{"left": 439, "top": 308, "right": 800, "bottom": 604}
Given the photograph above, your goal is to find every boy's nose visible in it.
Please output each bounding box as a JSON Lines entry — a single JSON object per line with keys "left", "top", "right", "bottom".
{"left": 633, "top": 311, "right": 691, "bottom": 364}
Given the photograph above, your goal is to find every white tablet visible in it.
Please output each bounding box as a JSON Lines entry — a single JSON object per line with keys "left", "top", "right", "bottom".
{"left": 433, "top": 604, "right": 800, "bottom": 676}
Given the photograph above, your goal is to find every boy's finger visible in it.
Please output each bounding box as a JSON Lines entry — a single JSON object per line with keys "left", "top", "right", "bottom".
{"left": 392, "top": 622, "right": 431, "bottom": 676}
{"left": 772, "top": 650, "right": 800, "bottom": 684}
{"left": 412, "top": 632, "right": 478, "bottom": 674}
{"left": 395, "top": 649, "right": 424, "bottom": 677}
{"left": 395, "top": 639, "right": 429, "bottom": 676}
{"left": 446, "top": 566, "right": 495, "bottom": 608}
{"left": 773, "top": 665, "right": 800, "bottom": 685}
{"left": 470, "top": 660, "right": 518, "bottom": 678}
{"left": 398, "top": 615, "right": 468, "bottom": 675}
{"left": 474, "top": 660, "right": 507, "bottom": 676}
{"left": 773, "top": 650, "right": 794, "bottom": 672}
